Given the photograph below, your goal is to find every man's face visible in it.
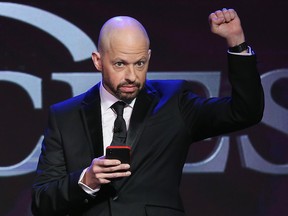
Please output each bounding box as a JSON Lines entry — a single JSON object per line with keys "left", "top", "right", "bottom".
{"left": 94, "top": 39, "right": 151, "bottom": 103}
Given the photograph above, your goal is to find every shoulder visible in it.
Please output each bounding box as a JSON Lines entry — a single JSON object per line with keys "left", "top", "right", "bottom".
{"left": 146, "top": 79, "right": 186, "bottom": 90}
{"left": 51, "top": 94, "right": 85, "bottom": 113}
{"left": 51, "top": 83, "right": 100, "bottom": 113}
{"left": 146, "top": 79, "right": 194, "bottom": 95}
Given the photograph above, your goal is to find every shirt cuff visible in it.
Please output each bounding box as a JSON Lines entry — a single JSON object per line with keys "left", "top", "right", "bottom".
{"left": 78, "top": 168, "right": 101, "bottom": 196}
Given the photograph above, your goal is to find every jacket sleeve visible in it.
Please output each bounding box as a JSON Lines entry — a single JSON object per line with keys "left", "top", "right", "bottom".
{"left": 31, "top": 107, "right": 91, "bottom": 215}
{"left": 180, "top": 54, "right": 264, "bottom": 142}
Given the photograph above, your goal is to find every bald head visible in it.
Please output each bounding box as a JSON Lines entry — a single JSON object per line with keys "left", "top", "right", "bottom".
{"left": 97, "top": 16, "right": 150, "bottom": 55}
{"left": 92, "top": 16, "right": 151, "bottom": 102}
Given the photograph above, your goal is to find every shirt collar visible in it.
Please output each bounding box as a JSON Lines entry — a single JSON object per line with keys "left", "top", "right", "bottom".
{"left": 99, "top": 82, "right": 135, "bottom": 112}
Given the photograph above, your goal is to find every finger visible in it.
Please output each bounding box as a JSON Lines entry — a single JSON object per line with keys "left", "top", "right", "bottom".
{"left": 224, "top": 8, "right": 239, "bottom": 23}
{"left": 214, "top": 9, "right": 226, "bottom": 24}
{"left": 97, "top": 170, "right": 131, "bottom": 180}
{"left": 214, "top": 9, "right": 225, "bottom": 20}
{"left": 228, "top": 8, "right": 237, "bottom": 20}
{"left": 103, "top": 163, "right": 130, "bottom": 173}
{"left": 92, "top": 163, "right": 130, "bottom": 176}
{"left": 222, "top": 8, "right": 232, "bottom": 22}
{"left": 209, "top": 12, "right": 224, "bottom": 26}
{"left": 93, "top": 158, "right": 121, "bottom": 167}
{"left": 95, "top": 177, "right": 111, "bottom": 184}
{"left": 91, "top": 168, "right": 131, "bottom": 185}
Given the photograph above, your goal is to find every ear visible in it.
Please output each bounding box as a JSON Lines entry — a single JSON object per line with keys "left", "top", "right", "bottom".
{"left": 148, "top": 49, "right": 151, "bottom": 60}
{"left": 91, "top": 51, "right": 102, "bottom": 71}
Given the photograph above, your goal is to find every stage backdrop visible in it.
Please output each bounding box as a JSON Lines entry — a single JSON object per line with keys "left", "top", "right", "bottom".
{"left": 0, "top": 1, "right": 287, "bottom": 215}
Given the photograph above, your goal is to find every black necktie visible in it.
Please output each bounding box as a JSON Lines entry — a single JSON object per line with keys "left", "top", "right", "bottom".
{"left": 111, "top": 101, "right": 127, "bottom": 145}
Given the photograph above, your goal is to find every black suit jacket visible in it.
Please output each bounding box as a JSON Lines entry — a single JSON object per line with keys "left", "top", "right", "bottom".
{"left": 32, "top": 54, "right": 264, "bottom": 216}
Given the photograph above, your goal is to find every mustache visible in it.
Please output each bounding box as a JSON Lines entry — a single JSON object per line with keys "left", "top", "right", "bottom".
{"left": 118, "top": 81, "right": 141, "bottom": 88}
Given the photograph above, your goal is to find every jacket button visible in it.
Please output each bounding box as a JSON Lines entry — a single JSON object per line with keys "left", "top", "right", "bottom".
{"left": 84, "top": 199, "right": 89, "bottom": 203}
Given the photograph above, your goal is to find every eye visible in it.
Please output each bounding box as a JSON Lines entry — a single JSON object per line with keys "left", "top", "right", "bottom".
{"left": 115, "top": 61, "right": 124, "bottom": 67}
{"left": 136, "top": 61, "right": 145, "bottom": 67}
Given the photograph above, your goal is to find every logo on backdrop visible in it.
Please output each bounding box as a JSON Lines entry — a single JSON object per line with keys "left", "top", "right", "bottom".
{"left": 0, "top": 3, "right": 287, "bottom": 176}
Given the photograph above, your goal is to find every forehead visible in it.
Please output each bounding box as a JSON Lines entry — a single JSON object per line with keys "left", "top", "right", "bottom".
{"left": 106, "top": 50, "right": 149, "bottom": 65}
{"left": 106, "top": 38, "right": 149, "bottom": 60}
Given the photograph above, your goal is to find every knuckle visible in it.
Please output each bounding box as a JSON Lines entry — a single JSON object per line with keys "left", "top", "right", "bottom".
{"left": 95, "top": 173, "right": 103, "bottom": 180}
{"left": 93, "top": 165, "right": 101, "bottom": 174}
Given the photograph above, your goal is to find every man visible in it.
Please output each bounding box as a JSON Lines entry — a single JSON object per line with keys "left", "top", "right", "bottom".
{"left": 32, "top": 8, "right": 264, "bottom": 216}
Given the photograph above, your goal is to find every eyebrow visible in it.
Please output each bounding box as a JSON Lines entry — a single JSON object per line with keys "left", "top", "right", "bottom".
{"left": 112, "top": 56, "right": 148, "bottom": 64}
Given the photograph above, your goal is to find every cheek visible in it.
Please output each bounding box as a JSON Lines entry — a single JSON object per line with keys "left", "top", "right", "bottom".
{"left": 103, "top": 67, "right": 122, "bottom": 85}
{"left": 137, "top": 71, "right": 147, "bottom": 84}
{"left": 104, "top": 74, "right": 119, "bottom": 87}
{"left": 112, "top": 75, "right": 131, "bottom": 91}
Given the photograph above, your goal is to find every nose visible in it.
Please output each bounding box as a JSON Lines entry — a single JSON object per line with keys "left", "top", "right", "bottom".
{"left": 125, "top": 65, "right": 136, "bottom": 82}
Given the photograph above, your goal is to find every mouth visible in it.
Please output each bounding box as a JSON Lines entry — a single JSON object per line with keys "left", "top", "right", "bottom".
{"left": 119, "top": 85, "right": 138, "bottom": 93}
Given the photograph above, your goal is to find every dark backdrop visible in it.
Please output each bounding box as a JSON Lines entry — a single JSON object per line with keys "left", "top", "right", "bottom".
{"left": 0, "top": 1, "right": 287, "bottom": 215}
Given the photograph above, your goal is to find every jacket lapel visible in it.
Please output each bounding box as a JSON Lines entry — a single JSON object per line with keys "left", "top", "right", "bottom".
{"left": 112, "top": 81, "right": 159, "bottom": 192}
{"left": 126, "top": 81, "right": 159, "bottom": 151}
{"left": 79, "top": 81, "right": 159, "bottom": 159}
{"left": 80, "top": 83, "right": 104, "bottom": 158}
{"left": 79, "top": 81, "right": 159, "bottom": 192}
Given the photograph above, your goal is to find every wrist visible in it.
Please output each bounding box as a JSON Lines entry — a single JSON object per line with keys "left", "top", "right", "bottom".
{"left": 226, "top": 31, "right": 245, "bottom": 47}
{"left": 80, "top": 168, "right": 98, "bottom": 189}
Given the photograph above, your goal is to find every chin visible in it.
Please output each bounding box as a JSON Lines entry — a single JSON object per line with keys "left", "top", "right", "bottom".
{"left": 118, "top": 92, "right": 138, "bottom": 103}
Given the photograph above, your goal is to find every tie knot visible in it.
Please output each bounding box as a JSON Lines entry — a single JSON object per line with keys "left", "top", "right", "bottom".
{"left": 111, "top": 101, "right": 126, "bottom": 116}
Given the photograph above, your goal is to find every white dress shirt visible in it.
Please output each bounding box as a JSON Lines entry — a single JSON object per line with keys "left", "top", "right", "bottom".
{"left": 100, "top": 82, "right": 135, "bottom": 152}
{"left": 78, "top": 82, "right": 135, "bottom": 194}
